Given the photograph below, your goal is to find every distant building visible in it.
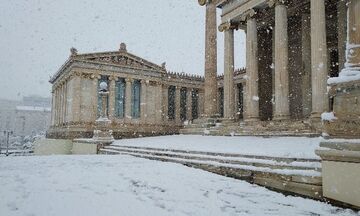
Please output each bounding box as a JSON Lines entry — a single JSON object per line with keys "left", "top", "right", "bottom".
{"left": 0, "top": 96, "right": 51, "bottom": 137}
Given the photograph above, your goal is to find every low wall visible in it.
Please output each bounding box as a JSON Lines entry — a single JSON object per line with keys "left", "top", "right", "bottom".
{"left": 34, "top": 139, "right": 73, "bottom": 155}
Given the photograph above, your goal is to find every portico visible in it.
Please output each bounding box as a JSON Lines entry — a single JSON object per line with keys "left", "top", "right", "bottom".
{"left": 198, "top": 0, "right": 348, "bottom": 132}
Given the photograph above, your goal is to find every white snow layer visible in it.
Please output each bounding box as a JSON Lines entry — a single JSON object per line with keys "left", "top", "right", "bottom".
{"left": 321, "top": 112, "right": 337, "bottom": 122}
{"left": 114, "top": 135, "right": 323, "bottom": 159}
{"left": 0, "top": 155, "right": 357, "bottom": 216}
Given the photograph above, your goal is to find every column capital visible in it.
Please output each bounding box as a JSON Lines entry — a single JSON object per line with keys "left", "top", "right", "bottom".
{"left": 125, "top": 77, "right": 133, "bottom": 83}
{"left": 218, "top": 22, "right": 238, "bottom": 32}
{"left": 240, "top": 9, "right": 257, "bottom": 22}
{"left": 268, "top": 0, "right": 288, "bottom": 7}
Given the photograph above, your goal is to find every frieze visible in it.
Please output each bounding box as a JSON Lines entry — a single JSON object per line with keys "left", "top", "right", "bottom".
{"left": 89, "top": 55, "right": 154, "bottom": 70}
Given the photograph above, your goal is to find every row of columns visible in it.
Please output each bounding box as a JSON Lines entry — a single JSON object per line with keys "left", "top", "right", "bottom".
{"left": 105, "top": 77, "right": 199, "bottom": 124}
{"left": 219, "top": 0, "right": 333, "bottom": 121}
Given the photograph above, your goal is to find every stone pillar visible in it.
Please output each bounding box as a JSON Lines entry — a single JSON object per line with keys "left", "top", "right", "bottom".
{"left": 140, "top": 80, "right": 148, "bottom": 123}
{"left": 186, "top": 88, "right": 193, "bottom": 120}
{"left": 125, "top": 78, "right": 132, "bottom": 121}
{"left": 337, "top": 1, "right": 347, "bottom": 72}
{"left": 162, "top": 84, "right": 169, "bottom": 121}
{"left": 175, "top": 86, "right": 181, "bottom": 123}
{"left": 108, "top": 77, "right": 116, "bottom": 121}
{"left": 343, "top": 0, "right": 360, "bottom": 72}
{"left": 301, "top": 14, "right": 312, "bottom": 118}
{"left": 203, "top": 0, "right": 218, "bottom": 117}
{"left": 59, "top": 84, "right": 63, "bottom": 124}
{"left": 155, "top": 82, "right": 163, "bottom": 123}
{"left": 223, "top": 27, "right": 235, "bottom": 119}
{"left": 310, "top": 0, "right": 329, "bottom": 119}
{"left": 51, "top": 91, "right": 55, "bottom": 126}
{"left": 72, "top": 74, "right": 81, "bottom": 123}
{"left": 91, "top": 75, "right": 99, "bottom": 122}
{"left": 245, "top": 17, "right": 260, "bottom": 121}
{"left": 274, "top": 2, "right": 290, "bottom": 120}
{"left": 54, "top": 88, "right": 59, "bottom": 125}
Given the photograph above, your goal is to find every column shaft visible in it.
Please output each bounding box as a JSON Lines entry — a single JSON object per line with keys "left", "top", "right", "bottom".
{"left": 224, "top": 28, "right": 235, "bottom": 119}
{"left": 72, "top": 76, "right": 81, "bottom": 122}
{"left": 125, "top": 78, "right": 132, "bottom": 121}
{"left": 310, "top": 0, "right": 329, "bottom": 118}
{"left": 162, "top": 85, "right": 169, "bottom": 121}
{"left": 175, "top": 87, "right": 181, "bottom": 123}
{"left": 245, "top": 18, "right": 259, "bottom": 121}
{"left": 274, "top": 3, "right": 290, "bottom": 120}
{"left": 140, "top": 80, "right": 148, "bottom": 123}
{"left": 204, "top": 1, "right": 218, "bottom": 117}
{"left": 344, "top": 0, "right": 360, "bottom": 70}
{"left": 186, "top": 88, "right": 193, "bottom": 120}
{"left": 155, "top": 83, "right": 163, "bottom": 122}
{"left": 108, "top": 79, "right": 116, "bottom": 120}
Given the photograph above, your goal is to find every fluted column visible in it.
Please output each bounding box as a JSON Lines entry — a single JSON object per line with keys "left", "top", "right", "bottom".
{"left": 54, "top": 88, "right": 59, "bottom": 125}
{"left": 343, "top": 0, "right": 360, "bottom": 73}
{"left": 224, "top": 27, "right": 235, "bottom": 119}
{"left": 125, "top": 78, "right": 133, "bottom": 121}
{"left": 108, "top": 77, "right": 116, "bottom": 120}
{"left": 51, "top": 91, "right": 55, "bottom": 126}
{"left": 155, "top": 82, "right": 163, "bottom": 122}
{"left": 175, "top": 86, "right": 181, "bottom": 123}
{"left": 140, "top": 80, "right": 148, "bottom": 123}
{"left": 245, "top": 17, "right": 260, "bottom": 121}
{"left": 162, "top": 84, "right": 169, "bottom": 121}
{"left": 310, "top": 0, "right": 329, "bottom": 119}
{"left": 204, "top": 0, "right": 218, "bottom": 117}
{"left": 274, "top": 2, "right": 290, "bottom": 120}
{"left": 72, "top": 74, "right": 81, "bottom": 122}
{"left": 186, "top": 88, "right": 193, "bottom": 120}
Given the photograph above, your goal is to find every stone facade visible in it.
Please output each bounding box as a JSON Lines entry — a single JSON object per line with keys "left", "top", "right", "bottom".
{"left": 48, "top": 44, "right": 209, "bottom": 139}
{"left": 201, "top": 0, "right": 353, "bottom": 133}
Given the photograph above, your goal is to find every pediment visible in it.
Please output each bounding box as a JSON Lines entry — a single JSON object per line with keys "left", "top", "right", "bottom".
{"left": 77, "top": 52, "right": 164, "bottom": 71}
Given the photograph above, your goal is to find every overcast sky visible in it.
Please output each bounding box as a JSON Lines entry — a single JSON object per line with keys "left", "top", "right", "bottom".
{"left": 0, "top": 0, "right": 246, "bottom": 100}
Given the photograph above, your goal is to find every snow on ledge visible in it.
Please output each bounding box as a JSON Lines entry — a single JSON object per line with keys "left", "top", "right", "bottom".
{"left": 321, "top": 112, "right": 337, "bottom": 122}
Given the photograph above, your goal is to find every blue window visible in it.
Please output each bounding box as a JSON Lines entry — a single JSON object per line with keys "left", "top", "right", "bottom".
{"left": 131, "top": 80, "right": 141, "bottom": 119}
{"left": 115, "top": 79, "right": 126, "bottom": 118}
{"left": 97, "top": 75, "right": 109, "bottom": 117}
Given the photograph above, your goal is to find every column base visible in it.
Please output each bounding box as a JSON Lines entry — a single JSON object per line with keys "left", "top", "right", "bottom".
{"left": 244, "top": 116, "right": 260, "bottom": 122}
{"left": 273, "top": 115, "right": 290, "bottom": 121}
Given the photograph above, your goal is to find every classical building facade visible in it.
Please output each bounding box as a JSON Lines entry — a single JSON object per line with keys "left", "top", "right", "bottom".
{"left": 48, "top": 44, "right": 207, "bottom": 139}
{"left": 193, "top": 0, "right": 359, "bottom": 135}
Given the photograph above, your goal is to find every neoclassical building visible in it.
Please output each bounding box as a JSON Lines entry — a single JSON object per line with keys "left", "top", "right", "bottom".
{"left": 47, "top": 44, "right": 207, "bottom": 138}
{"left": 191, "top": 0, "right": 359, "bottom": 137}
{"left": 47, "top": 43, "right": 248, "bottom": 139}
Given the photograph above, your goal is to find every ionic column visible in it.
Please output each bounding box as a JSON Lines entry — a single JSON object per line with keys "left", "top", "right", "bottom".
{"left": 54, "top": 88, "right": 59, "bottom": 125}
{"left": 59, "top": 84, "right": 64, "bottom": 124}
{"left": 223, "top": 26, "right": 235, "bottom": 119}
{"left": 310, "top": 0, "right": 329, "bottom": 119}
{"left": 186, "top": 88, "right": 193, "bottom": 120}
{"left": 343, "top": 0, "right": 360, "bottom": 73}
{"left": 337, "top": 1, "right": 347, "bottom": 72}
{"left": 108, "top": 77, "right": 116, "bottom": 121}
{"left": 274, "top": 2, "right": 290, "bottom": 120}
{"left": 125, "top": 78, "right": 133, "bottom": 121}
{"left": 51, "top": 90, "right": 55, "bottom": 126}
{"left": 204, "top": 0, "right": 218, "bottom": 117}
{"left": 72, "top": 74, "right": 81, "bottom": 122}
{"left": 175, "top": 86, "right": 181, "bottom": 123}
{"left": 162, "top": 84, "right": 169, "bottom": 121}
{"left": 140, "top": 80, "right": 148, "bottom": 123}
{"left": 155, "top": 82, "right": 163, "bottom": 122}
{"left": 245, "top": 17, "right": 260, "bottom": 121}
{"left": 91, "top": 75, "right": 99, "bottom": 121}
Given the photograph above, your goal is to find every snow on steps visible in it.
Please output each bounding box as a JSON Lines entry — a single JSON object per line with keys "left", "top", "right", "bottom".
{"left": 99, "top": 145, "right": 323, "bottom": 200}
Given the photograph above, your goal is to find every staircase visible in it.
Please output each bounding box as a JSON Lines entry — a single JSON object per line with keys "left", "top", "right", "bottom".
{"left": 180, "top": 119, "right": 319, "bottom": 137}
{"left": 99, "top": 144, "right": 323, "bottom": 200}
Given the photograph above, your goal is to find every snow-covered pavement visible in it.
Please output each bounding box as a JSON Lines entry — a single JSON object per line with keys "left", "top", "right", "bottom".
{"left": 1, "top": 155, "right": 357, "bottom": 216}
{"left": 113, "top": 135, "right": 323, "bottom": 159}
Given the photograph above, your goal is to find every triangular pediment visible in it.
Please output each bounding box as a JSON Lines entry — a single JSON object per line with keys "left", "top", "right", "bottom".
{"left": 75, "top": 51, "right": 165, "bottom": 72}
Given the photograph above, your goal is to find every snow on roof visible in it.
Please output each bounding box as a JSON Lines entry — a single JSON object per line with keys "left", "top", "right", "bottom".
{"left": 16, "top": 106, "right": 51, "bottom": 112}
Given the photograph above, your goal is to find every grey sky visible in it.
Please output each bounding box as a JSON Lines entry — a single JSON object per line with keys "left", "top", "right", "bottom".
{"left": 0, "top": 0, "right": 245, "bottom": 100}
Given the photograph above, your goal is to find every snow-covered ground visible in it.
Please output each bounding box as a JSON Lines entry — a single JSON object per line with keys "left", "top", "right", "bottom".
{"left": 1, "top": 155, "right": 358, "bottom": 216}
{"left": 114, "top": 135, "right": 323, "bottom": 159}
